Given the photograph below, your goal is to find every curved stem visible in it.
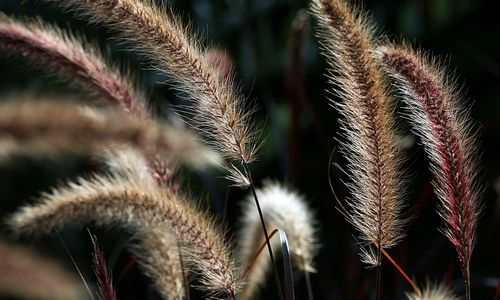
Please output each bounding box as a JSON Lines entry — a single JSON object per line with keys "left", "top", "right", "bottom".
{"left": 242, "top": 162, "right": 283, "bottom": 300}
{"left": 243, "top": 229, "right": 279, "bottom": 275}
{"left": 378, "top": 246, "right": 420, "bottom": 296}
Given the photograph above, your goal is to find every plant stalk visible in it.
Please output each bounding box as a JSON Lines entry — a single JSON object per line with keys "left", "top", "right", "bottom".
{"left": 464, "top": 263, "right": 471, "bottom": 300}
{"left": 305, "top": 267, "right": 314, "bottom": 300}
{"left": 378, "top": 245, "right": 420, "bottom": 296}
{"left": 242, "top": 162, "right": 283, "bottom": 300}
{"left": 375, "top": 246, "right": 382, "bottom": 300}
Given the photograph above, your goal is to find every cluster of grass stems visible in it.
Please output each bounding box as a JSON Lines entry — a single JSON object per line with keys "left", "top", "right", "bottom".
{"left": 0, "top": 0, "right": 486, "bottom": 299}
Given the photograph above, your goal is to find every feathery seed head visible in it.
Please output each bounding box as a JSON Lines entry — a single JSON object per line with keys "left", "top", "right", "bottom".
{"left": 406, "top": 282, "right": 459, "bottom": 300}
{"left": 378, "top": 43, "right": 482, "bottom": 272}
{"left": 8, "top": 175, "right": 242, "bottom": 297}
{"left": 238, "top": 181, "right": 318, "bottom": 299}
{"left": 0, "top": 101, "right": 218, "bottom": 170}
{"left": 0, "top": 12, "right": 147, "bottom": 118}
{"left": 311, "top": 0, "right": 406, "bottom": 263}
{"left": 128, "top": 230, "right": 185, "bottom": 300}
{"left": 97, "top": 150, "right": 187, "bottom": 299}
{"left": 42, "top": 0, "right": 258, "bottom": 170}
{"left": 0, "top": 12, "right": 188, "bottom": 188}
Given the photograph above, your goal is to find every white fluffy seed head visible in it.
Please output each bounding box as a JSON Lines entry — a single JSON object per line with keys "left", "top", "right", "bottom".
{"left": 405, "top": 282, "right": 459, "bottom": 300}
{"left": 238, "top": 181, "right": 318, "bottom": 299}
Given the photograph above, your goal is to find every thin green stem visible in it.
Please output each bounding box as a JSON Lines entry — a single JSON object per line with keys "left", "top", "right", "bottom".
{"left": 242, "top": 161, "right": 283, "bottom": 300}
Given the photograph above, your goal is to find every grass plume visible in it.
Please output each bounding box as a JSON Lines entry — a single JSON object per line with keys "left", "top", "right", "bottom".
{"left": 311, "top": 0, "right": 406, "bottom": 267}
{"left": 8, "top": 174, "right": 241, "bottom": 297}
{"left": 406, "top": 282, "right": 459, "bottom": 300}
{"left": 128, "top": 230, "right": 185, "bottom": 299}
{"left": 238, "top": 182, "right": 318, "bottom": 300}
{"left": 42, "top": 0, "right": 258, "bottom": 169}
{"left": 37, "top": 1, "right": 282, "bottom": 295}
{"left": 0, "top": 101, "right": 218, "bottom": 169}
{"left": 101, "top": 148, "right": 185, "bottom": 299}
{"left": 379, "top": 43, "right": 482, "bottom": 300}
{"left": 0, "top": 12, "right": 147, "bottom": 118}
{"left": 0, "top": 12, "right": 187, "bottom": 187}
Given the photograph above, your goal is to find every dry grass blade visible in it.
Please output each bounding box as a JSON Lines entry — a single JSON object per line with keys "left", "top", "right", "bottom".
{"left": 43, "top": 0, "right": 258, "bottom": 170}
{"left": 378, "top": 44, "right": 482, "bottom": 300}
{"left": 310, "top": 0, "right": 406, "bottom": 266}
{"left": 0, "top": 101, "right": 218, "bottom": 169}
{"left": 8, "top": 175, "right": 241, "bottom": 297}
{"left": 0, "top": 238, "right": 86, "bottom": 300}
{"left": 238, "top": 182, "right": 318, "bottom": 299}
{"left": 0, "top": 12, "right": 147, "bottom": 118}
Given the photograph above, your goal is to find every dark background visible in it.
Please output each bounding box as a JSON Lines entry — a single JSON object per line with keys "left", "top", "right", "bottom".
{"left": 0, "top": 0, "right": 499, "bottom": 299}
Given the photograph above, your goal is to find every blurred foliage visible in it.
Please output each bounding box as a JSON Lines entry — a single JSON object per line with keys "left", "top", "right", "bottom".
{"left": 0, "top": 0, "right": 499, "bottom": 299}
